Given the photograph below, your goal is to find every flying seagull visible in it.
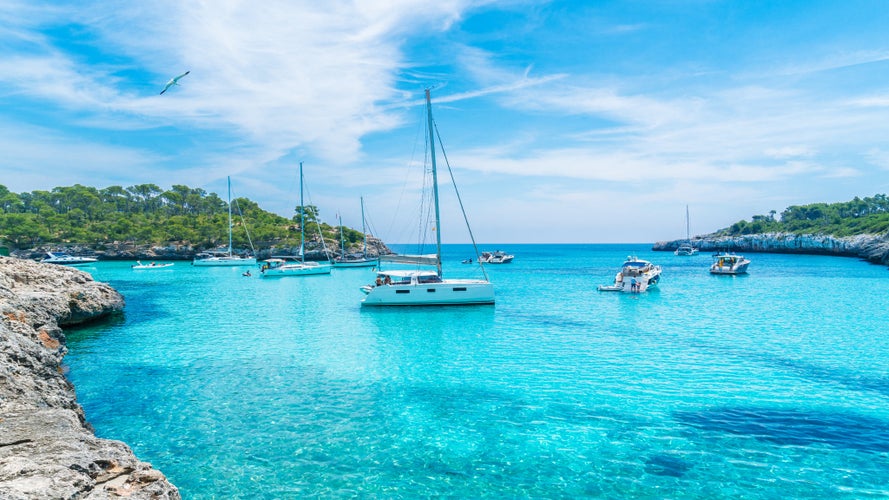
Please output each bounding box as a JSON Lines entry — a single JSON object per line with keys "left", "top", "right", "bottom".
{"left": 160, "top": 70, "right": 190, "bottom": 95}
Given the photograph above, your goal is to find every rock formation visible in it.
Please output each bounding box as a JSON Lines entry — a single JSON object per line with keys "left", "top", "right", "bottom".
{"left": 653, "top": 232, "right": 889, "bottom": 266}
{"left": 12, "top": 236, "right": 393, "bottom": 263}
{"left": 0, "top": 257, "right": 180, "bottom": 499}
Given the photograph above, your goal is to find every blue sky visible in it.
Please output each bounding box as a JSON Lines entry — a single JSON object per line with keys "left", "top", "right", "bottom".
{"left": 2, "top": 1, "right": 889, "bottom": 243}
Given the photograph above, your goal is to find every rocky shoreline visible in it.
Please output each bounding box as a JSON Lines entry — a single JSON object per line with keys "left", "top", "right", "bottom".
{"left": 10, "top": 236, "right": 393, "bottom": 264}
{"left": 0, "top": 257, "right": 179, "bottom": 499}
{"left": 653, "top": 232, "right": 889, "bottom": 266}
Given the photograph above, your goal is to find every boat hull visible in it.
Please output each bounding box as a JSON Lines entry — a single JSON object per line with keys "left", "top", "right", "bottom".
{"left": 332, "top": 259, "right": 378, "bottom": 268}
{"left": 597, "top": 275, "right": 660, "bottom": 292}
{"left": 261, "top": 264, "right": 332, "bottom": 277}
{"left": 132, "top": 264, "right": 174, "bottom": 270}
{"left": 193, "top": 257, "right": 257, "bottom": 267}
{"left": 41, "top": 253, "right": 97, "bottom": 266}
{"left": 709, "top": 253, "right": 750, "bottom": 275}
{"left": 361, "top": 280, "right": 494, "bottom": 306}
{"left": 710, "top": 263, "right": 749, "bottom": 275}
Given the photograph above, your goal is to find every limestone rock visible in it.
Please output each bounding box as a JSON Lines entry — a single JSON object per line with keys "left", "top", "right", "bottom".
{"left": 0, "top": 256, "right": 179, "bottom": 499}
{"left": 652, "top": 232, "right": 889, "bottom": 265}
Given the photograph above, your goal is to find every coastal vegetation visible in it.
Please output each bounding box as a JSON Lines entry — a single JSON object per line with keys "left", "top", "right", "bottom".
{"left": 0, "top": 183, "right": 365, "bottom": 251}
{"left": 716, "top": 194, "right": 889, "bottom": 237}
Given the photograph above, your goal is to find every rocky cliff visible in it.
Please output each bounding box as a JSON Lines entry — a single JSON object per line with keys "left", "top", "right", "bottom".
{"left": 653, "top": 232, "right": 889, "bottom": 265}
{"left": 0, "top": 257, "right": 180, "bottom": 499}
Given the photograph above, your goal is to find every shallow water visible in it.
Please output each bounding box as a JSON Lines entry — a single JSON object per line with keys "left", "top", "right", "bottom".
{"left": 65, "top": 244, "right": 889, "bottom": 498}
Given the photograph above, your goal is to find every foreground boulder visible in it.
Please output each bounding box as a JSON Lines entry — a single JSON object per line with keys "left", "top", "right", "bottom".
{"left": 0, "top": 256, "right": 179, "bottom": 499}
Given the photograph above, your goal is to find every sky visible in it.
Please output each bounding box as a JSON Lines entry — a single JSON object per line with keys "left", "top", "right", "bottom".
{"left": 2, "top": 0, "right": 889, "bottom": 244}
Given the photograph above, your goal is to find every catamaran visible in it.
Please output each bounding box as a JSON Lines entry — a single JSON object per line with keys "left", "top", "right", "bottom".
{"left": 260, "top": 162, "right": 332, "bottom": 277}
{"left": 193, "top": 177, "right": 257, "bottom": 267}
{"left": 360, "top": 89, "right": 494, "bottom": 306}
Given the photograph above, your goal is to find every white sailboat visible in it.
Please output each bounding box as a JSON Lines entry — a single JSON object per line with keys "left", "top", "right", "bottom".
{"left": 260, "top": 162, "right": 332, "bottom": 277}
{"left": 360, "top": 89, "right": 494, "bottom": 306}
{"left": 674, "top": 204, "right": 699, "bottom": 256}
{"left": 193, "top": 177, "right": 257, "bottom": 267}
{"left": 334, "top": 197, "right": 378, "bottom": 268}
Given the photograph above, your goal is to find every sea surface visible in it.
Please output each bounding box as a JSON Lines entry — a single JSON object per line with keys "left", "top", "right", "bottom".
{"left": 65, "top": 244, "right": 889, "bottom": 499}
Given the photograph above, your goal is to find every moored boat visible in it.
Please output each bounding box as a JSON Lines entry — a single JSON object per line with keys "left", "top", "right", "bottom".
{"left": 260, "top": 161, "right": 332, "bottom": 278}
{"left": 260, "top": 257, "right": 331, "bottom": 277}
{"left": 333, "top": 197, "right": 378, "bottom": 268}
{"left": 597, "top": 256, "right": 662, "bottom": 292}
{"left": 360, "top": 89, "right": 493, "bottom": 306}
{"left": 131, "top": 261, "right": 174, "bottom": 270}
{"left": 674, "top": 205, "right": 699, "bottom": 256}
{"left": 674, "top": 243, "right": 698, "bottom": 256}
{"left": 41, "top": 252, "right": 97, "bottom": 266}
{"left": 709, "top": 252, "right": 750, "bottom": 274}
{"left": 193, "top": 176, "right": 256, "bottom": 267}
{"left": 479, "top": 250, "right": 514, "bottom": 264}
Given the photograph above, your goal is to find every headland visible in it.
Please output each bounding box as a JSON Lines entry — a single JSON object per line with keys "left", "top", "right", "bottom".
{"left": 653, "top": 232, "right": 889, "bottom": 266}
{"left": 0, "top": 256, "right": 180, "bottom": 498}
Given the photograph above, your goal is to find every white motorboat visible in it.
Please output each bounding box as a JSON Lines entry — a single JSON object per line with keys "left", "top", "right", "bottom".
{"left": 360, "top": 89, "right": 494, "bottom": 306}
{"left": 597, "top": 256, "right": 662, "bottom": 292}
{"left": 674, "top": 243, "right": 698, "bottom": 256}
{"left": 674, "top": 205, "right": 699, "bottom": 256}
{"left": 193, "top": 176, "right": 257, "bottom": 267}
{"left": 41, "top": 252, "right": 97, "bottom": 265}
{"left": 479, "top": 250, "right": 514, "bottom": 264}
{"left": 131, "top": 261, "right": 174, "bottom": 270}
{"left": 260, "top": 161, "right": 331, "bottom": 278}
{"left": 260, "top": 257, "right": 331, "bottom": 277}
{"left": 333, "top": 197, "right": 378, "bottom": 268}
{"left": 710, "top": 252, "right": 750, "bottom": 275}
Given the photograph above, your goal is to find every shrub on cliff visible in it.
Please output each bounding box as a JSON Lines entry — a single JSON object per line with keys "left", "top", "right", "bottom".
{"left": 716, "top": 194, "right": 889, "bottom": 237}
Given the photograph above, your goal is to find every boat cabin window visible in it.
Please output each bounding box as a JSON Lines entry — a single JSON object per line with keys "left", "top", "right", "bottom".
{"left": 453, "top": 287, "right": 467, "bottom": 292}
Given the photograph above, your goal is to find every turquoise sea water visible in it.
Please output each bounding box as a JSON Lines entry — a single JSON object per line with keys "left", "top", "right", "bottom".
{"left": 65, "top": 244, "right": 889, "bottom": 498}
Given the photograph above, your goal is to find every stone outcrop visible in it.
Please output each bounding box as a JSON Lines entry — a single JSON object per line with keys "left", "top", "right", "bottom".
{"left": 11, "top": 236, "right": 393, "bottom": 262}
{"left": 653, "top": 232, "right": 889, "bottom": 265}
{"left": 0, "top": 256, "right": 180, "bottom": 499}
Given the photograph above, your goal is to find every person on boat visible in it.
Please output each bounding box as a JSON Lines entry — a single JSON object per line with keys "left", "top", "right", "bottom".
{"left": 375, "top": 276, "right": 383, "bottom": 287}
{"left": 384, "top": 275, "right": 392, "bottom": 285}
{"left": 630, "top": 277, "right": 638, "bottom": 292}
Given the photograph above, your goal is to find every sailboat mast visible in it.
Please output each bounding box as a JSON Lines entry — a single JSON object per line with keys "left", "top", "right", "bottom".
{"left": 299, "top": 161, "right": 305, "bottom": 264}
{"left": 227, "top": 176, "right": 233, "bottom": 257}
{"left": 360, "top": 196, "right": 367, "bottom": 257}
{"left": 339, "top": 213, "right": 345, "bottom": 257}
{"left": 425, "top": 88, "right": 443, "bottom": 277}
{"left": 685, "top": 204, "right": 690, "bottom": 241}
